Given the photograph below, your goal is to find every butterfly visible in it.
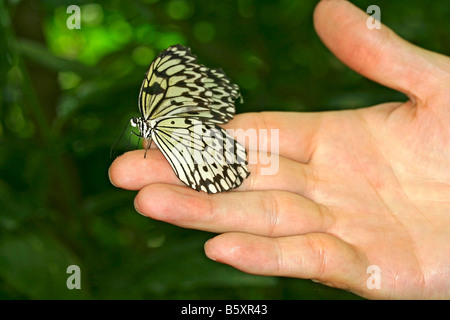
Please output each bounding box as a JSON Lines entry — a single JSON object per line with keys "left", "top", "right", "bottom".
{"left": 129, "top": 44, "right": 250, "bottom": 193}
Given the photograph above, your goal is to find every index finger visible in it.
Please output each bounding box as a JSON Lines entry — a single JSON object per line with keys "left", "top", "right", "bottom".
{"left": 109, "top": 148, "right": 315, "bottom": 196}
{"left": 225, "top": 111, "right": 321, "bottom": 163}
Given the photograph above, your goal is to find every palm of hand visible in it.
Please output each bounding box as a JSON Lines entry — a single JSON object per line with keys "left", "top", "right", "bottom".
{"left": 281, "top": 101, "right": 449, "bottom": 298}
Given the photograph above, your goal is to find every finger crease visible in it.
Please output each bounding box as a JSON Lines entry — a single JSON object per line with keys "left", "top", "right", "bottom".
{"left": 264, "top": 191, "right": 280, "bottom": 237}
{"left": 308, "top": 234, "right": 327, "bottom": 280}
{"left": 274, "top": 238, "right": 285, "bottom": 274}
{"left": 207, "top": 195, "right": 217, "bottom": 223}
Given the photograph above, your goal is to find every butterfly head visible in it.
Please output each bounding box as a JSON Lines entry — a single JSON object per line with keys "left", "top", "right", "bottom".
{"left": 130, "top": 117, "right": 152, "bottom": 140}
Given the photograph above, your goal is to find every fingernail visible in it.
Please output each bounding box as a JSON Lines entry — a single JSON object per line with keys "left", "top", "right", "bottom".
{"left": 108, "top": 168, "right": 117, "bottom": 187}
{"left": 204, "top": 239, "right": 218, "bottom": 261}
{"left": 134, "top": 198, "right": 145, "bottom": 216}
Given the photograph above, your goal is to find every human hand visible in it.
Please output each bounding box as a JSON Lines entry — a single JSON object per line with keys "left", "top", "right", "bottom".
{"left": 109, "top": 0, "right": 450, "bottom": 299}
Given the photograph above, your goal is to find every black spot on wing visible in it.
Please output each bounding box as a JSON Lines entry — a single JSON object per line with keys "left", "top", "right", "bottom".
{"left": 142, "top": 82, "right": 165, "bottom": 95}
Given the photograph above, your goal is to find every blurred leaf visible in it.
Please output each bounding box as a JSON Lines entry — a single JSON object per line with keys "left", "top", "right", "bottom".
{"left": 0, "top": 233, "right": 88, "bottom": 299}
{"left": 16, "top": 38, "right": 98, "bottom": 77}
{"left": 142, "top": 237, "right": 277, "bottom": 293}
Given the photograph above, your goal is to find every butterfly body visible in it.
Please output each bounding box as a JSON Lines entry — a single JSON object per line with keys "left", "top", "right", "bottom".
{"left": 130, "top": 45, "right": 249, "bottom": 193}
{"left": 130, "top": 117, "right": 154, "bottom": 140}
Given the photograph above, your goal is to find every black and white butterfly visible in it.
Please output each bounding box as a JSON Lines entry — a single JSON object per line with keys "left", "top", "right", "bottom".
{"left": 129, "top": 44, "right": 250, "bottom": 193}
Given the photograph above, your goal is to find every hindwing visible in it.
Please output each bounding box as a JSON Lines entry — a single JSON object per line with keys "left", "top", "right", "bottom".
{"left": 151, "top": 117, "right": 249, "bottom": 193}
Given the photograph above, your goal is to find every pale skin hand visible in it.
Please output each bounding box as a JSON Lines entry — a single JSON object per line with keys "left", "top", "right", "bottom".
{"left": 109, "top": 0, "right": 450, "bottom": 299}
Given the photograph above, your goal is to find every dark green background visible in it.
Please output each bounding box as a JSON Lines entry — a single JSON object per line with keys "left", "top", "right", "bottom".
{"left": 1, "top": 0, "right": 448, "bottom": 299}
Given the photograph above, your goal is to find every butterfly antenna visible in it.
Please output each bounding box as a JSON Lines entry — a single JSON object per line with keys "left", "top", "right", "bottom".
{"left": 133, "top": 133, "right": 141, "bottom": 152}
{"left": 110, "top": 120, "right": 132, "bottom": 158}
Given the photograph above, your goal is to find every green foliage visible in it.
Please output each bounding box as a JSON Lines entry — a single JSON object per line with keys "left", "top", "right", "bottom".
{"left": 0, "top": 0, "right": 447, "bottom": 299}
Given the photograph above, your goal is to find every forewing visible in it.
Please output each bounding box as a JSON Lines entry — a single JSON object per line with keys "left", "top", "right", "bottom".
{"left": 138, "top": 45, "right": 241, "bottom": 124}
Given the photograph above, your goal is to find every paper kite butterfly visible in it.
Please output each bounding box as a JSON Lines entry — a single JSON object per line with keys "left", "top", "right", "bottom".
{"left": 129, "top": 44, "right": 250, "bottom": 193}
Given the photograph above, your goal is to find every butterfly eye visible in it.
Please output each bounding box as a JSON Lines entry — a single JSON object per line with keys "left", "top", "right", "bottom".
{"left": 130, "top": 117, "right": 139, "bottom": 127}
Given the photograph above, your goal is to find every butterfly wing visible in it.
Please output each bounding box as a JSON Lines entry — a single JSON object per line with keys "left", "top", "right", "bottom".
{"left": 138, "top": 45, "right": 241, "bottom": 124}
{"left": 151, "top": 117, "right": 250, "bottom": 193}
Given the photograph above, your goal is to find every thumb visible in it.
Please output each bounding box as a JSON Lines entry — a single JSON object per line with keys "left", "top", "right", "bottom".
{"left": 313, "top": 0, "right": 450, "bottom": 105}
